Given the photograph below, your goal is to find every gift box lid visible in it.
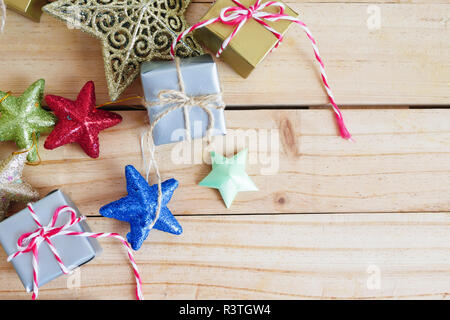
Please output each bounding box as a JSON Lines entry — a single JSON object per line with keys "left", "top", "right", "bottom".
{"left": 0, "top": 190, "right": 102, "bottom": 292}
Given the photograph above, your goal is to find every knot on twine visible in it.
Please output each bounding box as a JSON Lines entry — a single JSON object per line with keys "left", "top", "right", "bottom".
{"left": 7, "top": 204, "right": 143, "bottom": 300}
{"left": 170, "top": 0, "right": 352, "bottom": 140}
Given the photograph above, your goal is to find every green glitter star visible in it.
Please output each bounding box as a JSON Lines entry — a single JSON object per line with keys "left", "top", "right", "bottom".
{"left": 199, "top": 149, "right": 258, "bottom": 208}
{"left": 0, "top": 79, "right": 56, "bottom": 162}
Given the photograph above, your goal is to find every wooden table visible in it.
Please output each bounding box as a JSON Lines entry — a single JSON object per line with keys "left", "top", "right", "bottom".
{"left": 0, "top": 0, "right": 449, "bottom": 299}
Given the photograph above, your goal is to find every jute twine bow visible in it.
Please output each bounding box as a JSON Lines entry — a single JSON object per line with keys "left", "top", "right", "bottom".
{"left": 141, "top": 57, "right": 225, "bottom": 232}
{"left": 0, "top": 0, "right": 5, "bottom": 33}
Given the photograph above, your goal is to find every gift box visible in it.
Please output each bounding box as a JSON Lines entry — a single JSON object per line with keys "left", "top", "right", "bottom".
{"left": 194, "top": 0, "right": 298, "bottom": 78}
{"left": 5, "top": 0, "right": 47, "bottom": 21}
{"left": 0, "top": 190, "right": 102, "bottom": 293}
{"left": 140, "top": 54, "right": 226, "bottom": 146}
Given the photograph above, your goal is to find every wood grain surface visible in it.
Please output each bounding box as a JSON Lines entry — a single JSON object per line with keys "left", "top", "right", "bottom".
{"left": 0, "top": 0, "right": 449, "bottom": 300}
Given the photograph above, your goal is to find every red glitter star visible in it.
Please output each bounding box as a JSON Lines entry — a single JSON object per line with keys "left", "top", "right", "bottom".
{"left": 44, "top": 81, "right": 122, "bottom": 158}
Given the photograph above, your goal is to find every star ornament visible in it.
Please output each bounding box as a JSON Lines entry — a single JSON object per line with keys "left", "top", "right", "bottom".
{"left": 0, "top": 152, "right": 39, "bottom": 221}
{"left": 44, "top": 81, "right": 122, "bottom": 158}
{"left": 0, "top": 79, "right": 56, "bottom": 163}
{"left": 43, "top": 0, "right": 203, "bottom": 101}
{"left": 100, "top": 165, "right": 182, "bottom": 250}
{"left": 199, "top": 149, "right": 258, "bottom": 208}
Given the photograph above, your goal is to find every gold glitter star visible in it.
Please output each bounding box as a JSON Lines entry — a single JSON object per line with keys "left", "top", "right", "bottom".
{"left": 0, "top": 152, "right": 39, "bottom": 221}
{"left": 43, "top": 0, "right": 203, "bottom": 101}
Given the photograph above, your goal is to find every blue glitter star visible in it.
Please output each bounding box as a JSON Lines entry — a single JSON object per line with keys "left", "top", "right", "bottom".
{"left": 99, "top": 165, "right": 182, "bottom": 250}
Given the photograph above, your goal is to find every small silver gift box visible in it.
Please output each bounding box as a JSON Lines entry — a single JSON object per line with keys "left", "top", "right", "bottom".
{"left": 0, "top": 190, "right": 102, "bottom": 292}
{"left": 140, "top": 54, "right": 227, "bottom": 146}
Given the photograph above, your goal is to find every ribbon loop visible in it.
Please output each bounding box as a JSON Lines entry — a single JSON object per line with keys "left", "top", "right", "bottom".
{"left": 0, "top": 0, "right": 5, "bottom": 34}
{"left": 158, "top": 90, "right": 192, "bottom": 105}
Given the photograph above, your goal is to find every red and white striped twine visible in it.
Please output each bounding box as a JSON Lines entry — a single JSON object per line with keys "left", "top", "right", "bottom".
{"left": 0, "top": 0, "right": 5, "bottom": 33}
{"left": 171, "top": 0, "right": 352, "bottom": 140}
{"left": 7, "top": 204, "right": 144, "bottom": 300}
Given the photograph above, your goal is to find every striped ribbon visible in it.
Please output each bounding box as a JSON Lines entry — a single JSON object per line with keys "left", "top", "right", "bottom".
{"left": 171, "top": 0, "right": 352, "bottom": 140}
{"left": 7, "top": 204, "right": 143, "bottom": 300}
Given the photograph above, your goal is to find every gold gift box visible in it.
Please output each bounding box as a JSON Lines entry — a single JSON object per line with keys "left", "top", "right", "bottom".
{"left": 195, "top": 0, "right": 298, "bottom": 78}
{"left": 5, "top": 0, "right": 47, "bottom": 22}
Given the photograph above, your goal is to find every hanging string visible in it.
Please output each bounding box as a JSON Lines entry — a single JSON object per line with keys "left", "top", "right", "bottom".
{"left": 145, "top": 58, "right": 225, "bottom": 142}
{"left": 96, "top": 96, "right": 144, "bottom": 109}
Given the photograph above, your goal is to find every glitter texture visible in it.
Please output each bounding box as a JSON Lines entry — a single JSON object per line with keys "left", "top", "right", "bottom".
{"left": 43, "top": 0, "right": 203, "bottom": 101}
{"left": 199, "top": 149, "right": 258, "bottom": 208}
{"left": 99, "top": 165, "right": 182, "bottom": 250}
{"left": 44, "top": 81, "right": 122, "bottom": 158}
{"left": 0, "top": 152, "right": 39, "bottom": 221}
{"left": 0, "top": 79, "right": 56, "bottom": 162}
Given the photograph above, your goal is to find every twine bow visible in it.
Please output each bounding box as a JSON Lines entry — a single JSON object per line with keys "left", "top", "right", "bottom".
{"left": 215, "top": 0, "right": 287, "bottom": 56}
{"left": 0, "top": 0, "right": 5, "bottom": 33}
{"left": 171, "top": 0, "right": 352, "bottom": 140}
{"left": 7, "top": 204, "right": 143, "bottom": 300}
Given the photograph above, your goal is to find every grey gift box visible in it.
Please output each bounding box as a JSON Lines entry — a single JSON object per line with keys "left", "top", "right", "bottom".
{"left": 140, "top": 54, "right": 227, "bottom": 146}
{"left": 0, "top": 190, "right": 102, "bottom": 292}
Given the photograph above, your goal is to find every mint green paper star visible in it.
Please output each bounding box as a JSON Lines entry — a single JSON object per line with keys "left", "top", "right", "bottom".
{"left": 0, "top": 79, "right": 56, "bottom": 162}
{"left": 199, "top": 149, "right": 258, "bottom": 208}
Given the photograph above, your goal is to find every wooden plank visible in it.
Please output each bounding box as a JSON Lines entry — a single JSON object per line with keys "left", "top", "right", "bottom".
{"left": 0, "top": 214, "right": 448, "bottom": 299}
{"left": 1, "top": 109, "right": 449, "bottom": 216}
{"left": 0, "top": 3, "right": 448, "bottom": 106}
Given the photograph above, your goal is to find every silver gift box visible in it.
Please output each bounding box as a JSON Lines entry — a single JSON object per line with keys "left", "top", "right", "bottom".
{"left": 140, "top": 54, "right": 227, "bottom": 146}
{"left": 0, "top": 190, "right": 102, "bottom": 292}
